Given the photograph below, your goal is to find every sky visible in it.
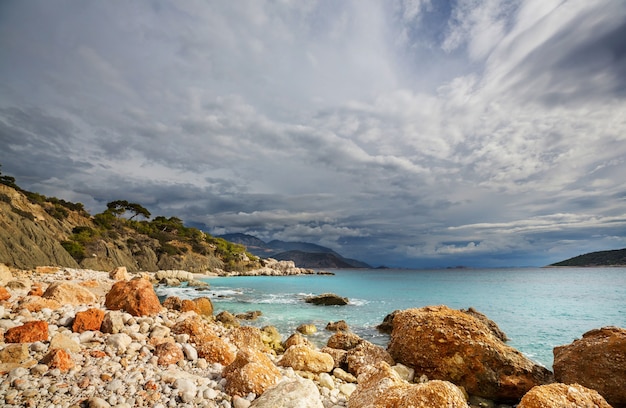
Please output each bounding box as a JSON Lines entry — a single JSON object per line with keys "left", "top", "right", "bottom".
{"left": 1, "top": 0, "right": 625, "bottom": 268}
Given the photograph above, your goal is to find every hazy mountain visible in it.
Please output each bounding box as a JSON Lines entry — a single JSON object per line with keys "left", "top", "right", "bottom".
{"left": 218, "top": 233, "right": 370, "bottom": 268}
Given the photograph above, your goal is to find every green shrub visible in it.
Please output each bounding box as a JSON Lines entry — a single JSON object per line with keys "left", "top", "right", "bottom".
{"left": 61, "top": 240, "right": 86, "bottom": 261}
{"left": 45, "top": 205, "right": 69, "bottom": 220}
{"left": 0, "top": 193, "right": 10, "bottom": 203}
{"left": 12, "top": 207, "right": 35, "bottom": 221}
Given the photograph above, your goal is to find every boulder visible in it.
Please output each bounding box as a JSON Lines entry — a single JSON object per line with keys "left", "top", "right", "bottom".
{"left": 0, "top": 286, "right": 11, "bottom": 301}
{"left": 348, "top": 362, "right": 467, "bottom": 408}
{"left": 251, "top": 377, "right": 324, "bottom": 408}
{"left": 216, "top": 310, "right": 240, "bottom": 327}
{"left": 154, "top": 342, "right": 184, "bottom": 366}
{"left": 104, "top": 277, "right": 163, "bottom": 316}
{"left": 222, "top": 348, "right": 282, "bottom": 397}
{"left": 49, "top": 333, "right": 81, "bottom": 353}
{"left": 297, "top": 323, "right": 317, "bottom": 335}
{"left": 305, "top": 293, "right": 348, "bottom": 306}
{"left": 40, "top": 348, "right": 75, "bottom": 372}
{"left": 162, "top": 296, "right": 183, "bottom": 311}
{"left": 193, "top": 297, "right": 213, "bottom": 316}
{"left": 327, "top": 331, "right": 363, "bottom": 350}
{"left": 261, "top": 325, "right": 283, "bottom": 353}
{"left": 321, "top": 347, "right": 347, "bottom": 368}
{"left": 0, "top": 343, "right": 30, "bottom": 368}
{"left": 326, "top": 320, "right": 349, "bottom": 331}
{"left": 387, "top": 305, "right": 553, "bottom": 401}
{"left": 279, "top": 344, "right": 335, "bottom": 373}
{"left": 518, "top": 383, "right": 612, "bottom": 408}
{"left": 27, "top": 282, "right": 44, "bottom": 296}
{"left": 72, "top": 308, "right": 105, "bottom": 333}
{"left": 346, "top": 340, "right": 395, "bottom": 377}
{"left": 0, "top": 263, "right": 13, "bottom": 284}
{"left": 5, "top": 320, "right": 49, "bottom": 343}
{"left": 376, "top": 310, "right": 399, "bottom": 333}
{"left": 553, "top": 326, "right": 626, "bottom": 407}
{"left": 228, "top": 326, "right": 266, "bottom": 352}
{"left": 283, "top": 332, "right": 312, "bottom": 349}
{"left": 43, "top": 281, "right": 97, "bottom": 305}
{"left": 19, "top": 296, "right": 61, "bottom": 312}
{"left": 235, "top": 310, "right": 262, "bottom": 320}
{"left": 172, "top": 315, "right": 236, "bottom": 365}
{"left": 108, "top": 266, "right": 130, "bottom": 281}
{"left": 101, "top": 310, "right": 125, "bottom": 334}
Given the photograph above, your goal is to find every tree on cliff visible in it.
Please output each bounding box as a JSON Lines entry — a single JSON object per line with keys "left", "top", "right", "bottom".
{"left": 0, "top": 164, "right": 18, "bottom": 189}
{"left": 106, "top": 200, "right": 152, "bottom": 220}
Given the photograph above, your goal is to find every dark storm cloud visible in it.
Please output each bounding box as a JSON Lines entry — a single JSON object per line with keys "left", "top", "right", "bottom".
{"left": 1, "top": 0, "right": 625, "bottom": 267}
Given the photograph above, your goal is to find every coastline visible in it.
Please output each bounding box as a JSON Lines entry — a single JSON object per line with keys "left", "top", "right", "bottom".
{"left": 0, "top": 265, "right": 622, "bottom": 407}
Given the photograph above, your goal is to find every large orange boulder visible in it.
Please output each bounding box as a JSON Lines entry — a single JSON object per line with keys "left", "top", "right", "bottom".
{"left": 222, "top": 348, "right": 282, "bottom": 397}
{"left": 387, "top": 305, "right": 553, "bottom": 401}
{"left": 554, "top": 326, "right": 626, "bottom": 407}
{"left": 43, "top": 281, "right": 97, "bottom": 305}
{"left": 348, "top": 362, "right": 467, "bottom": 408}
{"left": 5, "top": 320, "right": 49, "bottom": 343}
{"left": 105, "top": 277, "right": 162, "bottom": 316}
{"left": 72, "top": 308, "right": 105, "bottom": 333}
{"left": 518, "top": 383, "right": 612, "bottom": 408}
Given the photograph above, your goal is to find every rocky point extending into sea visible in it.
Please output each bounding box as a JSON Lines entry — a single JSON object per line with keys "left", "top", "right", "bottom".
{"left": 0, "top": 263, "right": 624, "bottom": 408}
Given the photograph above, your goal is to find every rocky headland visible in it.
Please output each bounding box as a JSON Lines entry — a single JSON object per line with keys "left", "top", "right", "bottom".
{"left": 1, "top": 264, "right": 624, "bottom": 408}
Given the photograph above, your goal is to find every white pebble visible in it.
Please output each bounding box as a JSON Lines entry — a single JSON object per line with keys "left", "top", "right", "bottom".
{"left": 319, "top": 372, "right": 335, "bottom": 389}
{"left": 233, "top": 396, "right": 251, "bottom": 408}
{"left": 181, "top": 343, "right": 198, "bottom": 361}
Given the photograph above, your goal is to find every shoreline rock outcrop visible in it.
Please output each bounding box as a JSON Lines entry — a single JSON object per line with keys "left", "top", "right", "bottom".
{"left": 387, "top": 305, "right": 554, "bottom": 401}
{"left": 0, "top": 264, "right": 622, "bottom": 408}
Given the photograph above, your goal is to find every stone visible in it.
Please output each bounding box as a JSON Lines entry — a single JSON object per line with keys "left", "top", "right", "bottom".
{"left": 222, "top": 348, "right": 282, "bottom": 397}
{"left": 193, "top": 296, "right": 213, "bottom": 316}
{"left": 376, "top": 310, "right": 399, "bottom": 333}
{"left": 0, "top": 285, "right": 11, "bottom": 301}
{"left": 0, "top": 263, "right": 13, "bottom": 284}
{"left": 228, "top": 326, "right": 266, "bottom": 351}
{"left": 49, "top": 333, "right": 81, "bottom": 353}
{"left": 304, "top": 293, "right": 349, "bottom": 306}
{"left": 104, "top": 277, "right": 163, "bottom": 316}
{"left": 326, "top": 320, "right": 349, "bottom": 331}
{"left": 518, "top": 383, "right": 612, "bottom": 408}
{"left": 261, "top": 325, "right": 283, "bottom": 353}
{"left": 553, "top": 326, "right": 626, "bottom": 407}
{"left": 333, "top": 367, "right": 357, "bottom": 383}
{"left": 5, "top": 320, "right": 49, "bottom": 343}
{"left": 235, "top": 310, "right": 262, "bottom": 320}
{"left": 216, "top": 310, "right": 240, "bottom": 327}
{"left": 297, "top": 323, "right": 317, "bottom": 335}
{"left": 326, "top": 331, "right": 363, "bottom": 350}
{"left": 154, "top": 342, "right": 184, "bottom": 366}
{"left": 387, "top": 305, "right": 553, "bottom": 401}
{"left": 250, "top": 377, "right": 324, "bottom": 408}
{"left": 321, "top": 347, "right": 347, "bottom": 368}
{"left": 19, "top": 295, "right": 61, "bottom": 312}
{"left": 278, "top": 344, "right": 335, "bottom": 373}
{"left": 348, "top": 362, "right": 468, "bottom": 408}
{"left": 72, "top": 308, "right": 105, "bottom": 333}
{"left": 179, "top": 299, "right": 198, "bottom": 313}
{"left": 109, "top": 266, "right": 130, "bottom": 281}
{"left": 173, "top": 315, "right": 236, "bottom": 365}
{"left": 27, "top": 282, "right": 44, "bottom": 296}
{"left": 42, "top": 281, "right": 97, "bottom": 305}
{"left": 106, "top": 333, "right": 133, "bottom": 354}
{"left": 346, "top": 340, "right": 395, "bottom": 377}
{"left": 284, "top": 333, "right": 312, "bottom": 349}
{"left": 40, "top": 348, "right": 75, "bottom": 372}
{"left": 163, "top": 296, "right": 182, "bottom": 311}
{"left": 0, "top": 343, "right": 30, "bottom": 366}
{"left": 101, "top": 311, "right": 125, "bottom": 334}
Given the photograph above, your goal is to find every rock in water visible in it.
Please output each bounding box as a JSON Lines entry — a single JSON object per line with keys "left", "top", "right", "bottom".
{"left": 553, "top": 326, "right": 626, "bottom": 407}
{"left": 387, "top": 305, "right": 553, "bottom": 401}
{"left": 518, "top": 383, "right": 612, "bottom": 408}
{"left": 305, "top": 293, "right": 349, "bottom": 306}
{"left": 104, "top": 277, "right": 162, "bottom": 316}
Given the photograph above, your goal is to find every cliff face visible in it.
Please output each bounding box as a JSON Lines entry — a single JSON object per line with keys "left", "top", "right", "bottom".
{"left": 0, "top": 184, "right": 230, "bottom": 272}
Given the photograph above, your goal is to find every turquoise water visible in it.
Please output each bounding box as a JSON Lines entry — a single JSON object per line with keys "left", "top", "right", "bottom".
{"left": 156, "top": 268, "right": 626, "bottom": 369}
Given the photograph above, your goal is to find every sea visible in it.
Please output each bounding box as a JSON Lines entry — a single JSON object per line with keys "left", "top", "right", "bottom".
{"left": 155, "top": 267, "right": 626, "bottom": 370}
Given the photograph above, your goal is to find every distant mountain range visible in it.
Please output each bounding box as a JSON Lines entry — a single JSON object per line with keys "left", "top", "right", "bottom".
{"left": 550, "top": 248, "right": 626, "bottom": 267}
{"left": 217, "top": 233, "right": 371, "bottom": 269}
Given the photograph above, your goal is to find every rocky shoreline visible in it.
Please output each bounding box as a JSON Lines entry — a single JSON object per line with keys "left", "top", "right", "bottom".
{"left": 1, "top": 264, "right": 624, "bottom": 408}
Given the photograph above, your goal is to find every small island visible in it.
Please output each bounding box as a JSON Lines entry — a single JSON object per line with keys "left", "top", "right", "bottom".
{"left": 549, "top": 248, "right": 626, "bottom": 267}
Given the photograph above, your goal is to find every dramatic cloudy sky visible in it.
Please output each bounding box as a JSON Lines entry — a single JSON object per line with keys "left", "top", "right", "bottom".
{"left": 1, "top": 0, "right": 625, "bottom": 268}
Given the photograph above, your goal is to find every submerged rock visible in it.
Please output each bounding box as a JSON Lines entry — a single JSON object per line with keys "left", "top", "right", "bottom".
{"left": 387, "top": 305, "right": 553, "bottom": 401}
